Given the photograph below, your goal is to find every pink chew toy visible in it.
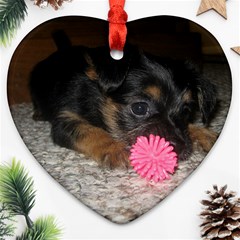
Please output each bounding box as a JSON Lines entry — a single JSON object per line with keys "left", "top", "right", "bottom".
{"left": 130, "top": 134, "right": 178, "bottom": 183}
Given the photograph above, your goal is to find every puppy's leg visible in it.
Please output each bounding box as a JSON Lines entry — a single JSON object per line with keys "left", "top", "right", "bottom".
{"left": 52, "top": 111, "right": 130, "bottom": 169}
{"left": 188, "top": 124, "right": 218, "bottom": 152}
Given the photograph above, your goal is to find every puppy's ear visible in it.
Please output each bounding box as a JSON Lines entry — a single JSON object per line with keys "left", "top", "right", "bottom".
{"left": 90, "top": 45, "right": 137, "bottom": 92}
{"left": 173, "top": 61, "right": 217, "bottom": 124}
{"left": 196, "top": 75, "right": 217, "bottom": 124}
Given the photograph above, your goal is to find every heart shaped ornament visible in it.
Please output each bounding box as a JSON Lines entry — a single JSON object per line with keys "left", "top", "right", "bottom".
{"left": 8, "top": 16, "right": 231, "bottom": 224}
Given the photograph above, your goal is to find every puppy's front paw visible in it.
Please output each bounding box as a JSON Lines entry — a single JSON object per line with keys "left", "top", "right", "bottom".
{"left": 188, "top": 124, "right": 218, "bottom": 152}
{"left": 70, "top": 122, "right": 130, "bottom": 169}
{"left": 99, "top": 142, "right": 130, "bottom": 169}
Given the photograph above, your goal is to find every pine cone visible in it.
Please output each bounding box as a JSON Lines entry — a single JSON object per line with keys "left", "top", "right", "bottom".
{"left": 200, "top": 185, "right": 240, "bottom": 240}
{"left": 33, "top": 0, "right": 72, "bottom": 10}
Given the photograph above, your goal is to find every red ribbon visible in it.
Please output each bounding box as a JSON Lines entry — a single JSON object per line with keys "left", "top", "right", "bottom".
{"left": 108, "top": 0, "right": 128, "bottom": 51}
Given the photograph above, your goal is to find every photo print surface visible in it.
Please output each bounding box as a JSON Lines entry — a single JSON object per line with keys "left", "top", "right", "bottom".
{"left": 8, "top": 16, "right": 232, "bottom": 223}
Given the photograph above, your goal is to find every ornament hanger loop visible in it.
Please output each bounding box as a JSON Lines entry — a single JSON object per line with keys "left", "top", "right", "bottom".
{"left": 108, "top": 0, "right": 128, "bottom": 59}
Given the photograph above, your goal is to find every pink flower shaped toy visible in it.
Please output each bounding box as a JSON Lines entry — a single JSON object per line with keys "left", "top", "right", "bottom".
{"left": 130, "top": 134, "right": 178, "bottom": 183}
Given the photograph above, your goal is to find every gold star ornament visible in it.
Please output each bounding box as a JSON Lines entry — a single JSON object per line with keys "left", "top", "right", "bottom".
{"left": 197, "top": 0, "right": 227, "bottom": 19}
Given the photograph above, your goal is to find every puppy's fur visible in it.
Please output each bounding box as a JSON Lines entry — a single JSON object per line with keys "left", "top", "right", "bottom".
{"left": 30, "top": 34, "right": 217, "bottom": 169}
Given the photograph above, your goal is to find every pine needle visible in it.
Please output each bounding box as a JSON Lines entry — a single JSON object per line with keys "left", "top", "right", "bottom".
{"left": 0, "top": 0, "right": 27, "bottom": 47}
{"left": 16, "top": 216, "right": 62, "bottom": 240}
{"left": 0, "top": 159, "right": 36, "bottom": 227}
{"left": 0, "top": 203, "right": 16, "bottom": 239}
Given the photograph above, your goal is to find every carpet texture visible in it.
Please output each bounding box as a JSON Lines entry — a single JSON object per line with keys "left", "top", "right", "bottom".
{"left": 10, "top": 63, "right": 231, "bottom": 223}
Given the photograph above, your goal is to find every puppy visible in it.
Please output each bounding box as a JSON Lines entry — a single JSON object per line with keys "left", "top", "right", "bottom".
{"left": 30, "top": 34, "right": 217, "bottom": 169}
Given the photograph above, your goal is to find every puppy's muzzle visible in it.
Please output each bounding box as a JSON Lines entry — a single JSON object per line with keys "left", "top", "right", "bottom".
{"left": 128, "top": 117, "right": 191, "bottom": 161}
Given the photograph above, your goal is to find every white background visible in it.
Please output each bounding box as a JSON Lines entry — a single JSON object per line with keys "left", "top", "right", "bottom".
{"left": 0, "top": 0, "right": 239, "bottom": 239}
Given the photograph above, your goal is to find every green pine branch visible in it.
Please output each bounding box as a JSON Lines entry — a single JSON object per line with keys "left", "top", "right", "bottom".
{"left": 0, "top": 203, "right": 16, "bottom": 239}
{"left": 0, "top": 0, "right": 27, "bottom": 47}
{"left": 0, "top": 159, "right": 62, "bottom": 239}
{"left": 16, "top": 216, "right": 62, "bottom": 240}
{"left": 0, "top": 158, "right": 36, "bottom": 228}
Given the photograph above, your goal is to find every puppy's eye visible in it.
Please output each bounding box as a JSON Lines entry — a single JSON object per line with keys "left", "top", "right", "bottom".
{"left": 181, "top": 104, "right": 193, "bottom": 120}
{"left": 131, "top": 102, "right": 149, "bottom": 116}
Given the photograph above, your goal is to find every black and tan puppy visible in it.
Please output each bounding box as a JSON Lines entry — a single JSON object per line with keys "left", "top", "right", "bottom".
{"left": 30, "top": 35, "right": 217, "bottom": 169}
